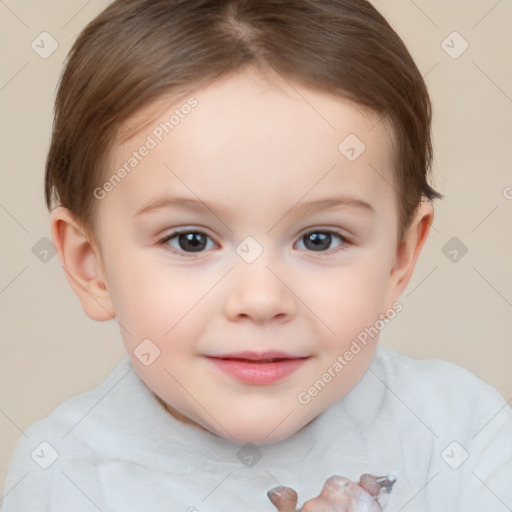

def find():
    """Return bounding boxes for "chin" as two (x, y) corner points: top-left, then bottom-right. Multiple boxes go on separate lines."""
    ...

(205, 415), (306, 445)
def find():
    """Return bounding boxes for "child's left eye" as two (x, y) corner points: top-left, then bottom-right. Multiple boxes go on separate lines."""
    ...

(295, 230), (348, 253)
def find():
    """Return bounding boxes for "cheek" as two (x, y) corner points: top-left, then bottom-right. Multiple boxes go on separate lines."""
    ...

(295, 256), (391, 341)
(108, 261), (214, 344)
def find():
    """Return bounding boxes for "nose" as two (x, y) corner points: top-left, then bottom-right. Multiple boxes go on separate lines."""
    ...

(222, 256), (297, 325)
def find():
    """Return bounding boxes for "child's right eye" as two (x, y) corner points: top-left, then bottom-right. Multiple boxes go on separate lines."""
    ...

(158, 230), (218, 255)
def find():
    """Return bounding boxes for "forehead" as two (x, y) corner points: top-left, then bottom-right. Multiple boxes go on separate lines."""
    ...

(102, 68), (397, 226)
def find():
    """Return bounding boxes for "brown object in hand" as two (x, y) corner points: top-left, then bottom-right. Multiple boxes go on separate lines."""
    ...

(267, 474), (396, 512)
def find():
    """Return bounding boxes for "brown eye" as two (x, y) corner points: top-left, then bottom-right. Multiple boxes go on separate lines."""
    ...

(176, 232), (208, 252)
(160, 230), (216, 254)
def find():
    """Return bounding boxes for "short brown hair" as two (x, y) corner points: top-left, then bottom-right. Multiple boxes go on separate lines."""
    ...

(44, 0), (442, 245)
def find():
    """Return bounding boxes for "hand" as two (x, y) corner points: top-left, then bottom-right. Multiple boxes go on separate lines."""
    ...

(267, 474), (396, 512)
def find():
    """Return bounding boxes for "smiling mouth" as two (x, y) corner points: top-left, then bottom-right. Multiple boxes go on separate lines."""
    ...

(205, 352), (309, 385)
(207, 350), (307, 361)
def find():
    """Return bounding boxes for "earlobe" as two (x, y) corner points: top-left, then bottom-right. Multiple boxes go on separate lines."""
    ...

(384, 202), (434, 307)
(50, 206), (115, 321)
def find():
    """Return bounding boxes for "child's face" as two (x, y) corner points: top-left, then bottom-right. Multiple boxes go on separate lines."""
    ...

(83, 68), (428, 443)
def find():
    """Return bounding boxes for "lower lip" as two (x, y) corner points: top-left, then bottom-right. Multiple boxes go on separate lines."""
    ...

(206, 357), (307, 385)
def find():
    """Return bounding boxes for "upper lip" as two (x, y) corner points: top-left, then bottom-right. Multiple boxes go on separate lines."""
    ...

(205, 351), (308, 361)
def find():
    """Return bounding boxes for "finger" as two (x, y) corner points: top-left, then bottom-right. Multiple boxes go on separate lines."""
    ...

(267, 486), (298, 512)
(358, 475), (381, 497)
(358, 474), (397, 497)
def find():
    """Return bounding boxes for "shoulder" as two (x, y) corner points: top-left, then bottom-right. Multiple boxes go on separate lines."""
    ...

(366, 347), (512, 510)
(20, 356), (134, 443)
(372, 345), (511, 432)
(374, 344), (501, 397)
(2, 357), (135, 510)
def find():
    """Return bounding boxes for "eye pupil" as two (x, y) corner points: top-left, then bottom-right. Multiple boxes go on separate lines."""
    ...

(304, 232), (331, 251)
(179, 233), (207, 252)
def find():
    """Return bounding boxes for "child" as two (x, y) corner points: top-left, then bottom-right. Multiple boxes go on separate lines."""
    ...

(3, 0), (511, 510)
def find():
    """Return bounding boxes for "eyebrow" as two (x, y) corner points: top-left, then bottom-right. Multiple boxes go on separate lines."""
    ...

(136, 196), (225, 216)
(135, 195), (375, 217)
(290, 196), (374, 217)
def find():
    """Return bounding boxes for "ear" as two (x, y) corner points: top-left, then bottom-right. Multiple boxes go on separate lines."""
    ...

(383, 201), (434, 308)
(50, 206), (115, 321)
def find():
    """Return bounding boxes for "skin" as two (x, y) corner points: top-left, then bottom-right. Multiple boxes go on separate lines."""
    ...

(50, 67), (433, 445)
(268, 474), (395, 511)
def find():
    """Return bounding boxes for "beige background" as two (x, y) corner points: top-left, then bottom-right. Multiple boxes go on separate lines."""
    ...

(1, 0), (511, 496)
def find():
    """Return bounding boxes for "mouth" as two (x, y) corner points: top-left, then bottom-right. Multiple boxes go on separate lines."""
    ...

(205, 351), (309, 385)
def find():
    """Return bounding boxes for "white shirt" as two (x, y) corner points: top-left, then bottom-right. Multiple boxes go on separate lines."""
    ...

(2, 346), (512, 511)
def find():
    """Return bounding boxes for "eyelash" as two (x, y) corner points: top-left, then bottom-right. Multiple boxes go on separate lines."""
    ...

(157, 228), (352, 257)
